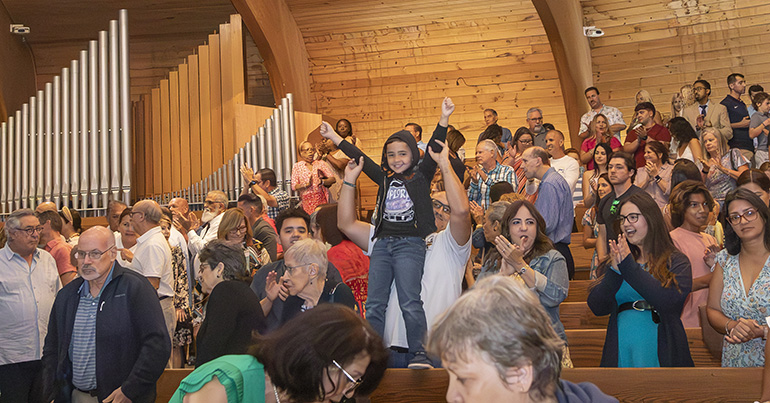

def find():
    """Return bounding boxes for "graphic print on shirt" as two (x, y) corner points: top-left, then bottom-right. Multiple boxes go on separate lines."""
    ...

(383, 179), (415, 223)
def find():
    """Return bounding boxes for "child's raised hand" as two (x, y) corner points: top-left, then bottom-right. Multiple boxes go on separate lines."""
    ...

(441, 97), (455, 117)
(428, 139), (449, 165)
(319, 121), (341, 143)
(344, 156), (364, 181)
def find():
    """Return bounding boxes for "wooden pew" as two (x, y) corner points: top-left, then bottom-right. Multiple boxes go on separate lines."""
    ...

(565, 280), (593, 302)
(566, 328), (721, 367)
(81, 216), (109, 231)
(559, 302), (608, 329)
(368, 367), (762, 402)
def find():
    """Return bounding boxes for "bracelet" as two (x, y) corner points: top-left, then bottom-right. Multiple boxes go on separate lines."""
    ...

(343, 180), (356, 189)
(725, 319), (734, 334)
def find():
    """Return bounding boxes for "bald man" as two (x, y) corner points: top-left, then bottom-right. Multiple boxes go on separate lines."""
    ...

(42, 226), (170, 403)
(545, 130), (580, 195)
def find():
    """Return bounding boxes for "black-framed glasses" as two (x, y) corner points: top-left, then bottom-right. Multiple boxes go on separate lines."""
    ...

(75, 245), (115, 260)
(431, 199), (451, 214)
(609, 199), (621, 215)
(15, 226), (44, 236)
(617, 213), (641, 224)
(728, 208), (759, 225)
(332, 359), (363, 393)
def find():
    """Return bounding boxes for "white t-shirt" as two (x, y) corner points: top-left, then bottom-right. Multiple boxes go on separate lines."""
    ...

(365, 221), (472, 348)
(131, 226), (174, 298)
(550, 155), (580, 195)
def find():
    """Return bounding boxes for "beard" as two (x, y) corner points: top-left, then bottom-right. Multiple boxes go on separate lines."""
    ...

(201, 209), (217, 224)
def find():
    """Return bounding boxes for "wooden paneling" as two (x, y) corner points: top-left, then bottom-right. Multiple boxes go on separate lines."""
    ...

(583, 0), (770, 124)
(208, 33), (224, 169)
(287, 0), (572, 151)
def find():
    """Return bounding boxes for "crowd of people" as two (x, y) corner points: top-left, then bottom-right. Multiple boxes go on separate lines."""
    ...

(1, 75), (770, 402)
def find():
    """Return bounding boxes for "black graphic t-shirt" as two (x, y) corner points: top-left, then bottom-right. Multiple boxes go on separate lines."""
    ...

(379, 178), (416, 237)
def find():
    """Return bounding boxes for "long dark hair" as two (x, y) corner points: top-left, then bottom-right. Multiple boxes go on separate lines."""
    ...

(500, 200), (554, 262)
(722, 188), (770, 255)
(592, 142), (613, 174)
(668, 117), (698, 145)
(617, 192), (679, 288)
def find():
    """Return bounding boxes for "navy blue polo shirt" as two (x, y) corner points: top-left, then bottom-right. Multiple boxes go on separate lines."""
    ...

(721, 95), (753, 151)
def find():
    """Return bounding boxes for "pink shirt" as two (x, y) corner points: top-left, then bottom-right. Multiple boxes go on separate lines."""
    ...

(581, 136), (621, 170)
(44, 237), (76, 276)
(291, 160), (334, 214)
(670, 227), (717, 327)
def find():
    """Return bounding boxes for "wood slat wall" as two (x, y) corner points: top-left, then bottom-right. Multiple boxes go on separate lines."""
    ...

(583, 0), (770, 123)
(287, 0), (573, 153)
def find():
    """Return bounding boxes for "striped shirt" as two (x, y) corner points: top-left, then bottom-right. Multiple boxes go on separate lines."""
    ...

(70, 267), (114, 390)
(267, 187), (290, 220)
(467, 163), (517, 209)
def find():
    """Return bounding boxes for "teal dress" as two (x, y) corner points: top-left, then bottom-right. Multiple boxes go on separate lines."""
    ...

(170, 355), (266, 403)
(613, 265), (660, 368)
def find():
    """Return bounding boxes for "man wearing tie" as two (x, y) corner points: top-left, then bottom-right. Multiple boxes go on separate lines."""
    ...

(682, 79), (732, 140)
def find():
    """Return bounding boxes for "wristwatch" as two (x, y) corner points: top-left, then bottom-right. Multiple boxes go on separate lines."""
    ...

(654, 175), (662, 183)
(249, 180), (258, 187)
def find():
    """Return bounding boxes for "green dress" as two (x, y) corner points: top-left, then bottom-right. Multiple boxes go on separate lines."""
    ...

(170, 355), (266, 403)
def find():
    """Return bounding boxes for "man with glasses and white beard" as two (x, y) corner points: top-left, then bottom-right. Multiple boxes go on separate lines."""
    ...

(176, 190), (228, 255)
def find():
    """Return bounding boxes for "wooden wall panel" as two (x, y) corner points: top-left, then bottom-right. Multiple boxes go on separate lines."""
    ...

(208, 34), (224, 169)
(151, 88), (162, 196)
(159, 79), (172, 195)
(188, 54), (203, 184)
(142, 95), (154, 196)
(178, 64), (192, 188)
(583, 0), (770, 126)
(198, 44), (214, 178)
(219, 22), (235, 160)
(286, 0), (571, 151)
(169, 72), (182, 191)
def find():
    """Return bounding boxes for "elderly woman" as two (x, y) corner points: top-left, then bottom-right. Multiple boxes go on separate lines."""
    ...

(262, 239), (356, 328)
(217, 208), (270, 276)
(195, 240), (266, 366)
(472, 201), (511, 284)
(701, 127), (750, 207)
(428, 276), (616, 402)
(292, 140), (336, 214)
(634, 141), (673, 209)
(172, 304), (388, 403)
(588, 192), (693, 367)
(160, 213), (193, 368)
(492, 200), (571, 366)
(707, 188), (770, 367)
(115, 207), (137, 267)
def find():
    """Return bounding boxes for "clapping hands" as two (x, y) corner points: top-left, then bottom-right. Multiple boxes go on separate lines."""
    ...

(608, 233), (631, 268)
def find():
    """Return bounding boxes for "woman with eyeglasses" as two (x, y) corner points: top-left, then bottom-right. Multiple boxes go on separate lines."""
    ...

(171, 304), (388, 403)
(492, 200), (572, 367)
(261, 238), (356, 328)
(195, 240), (266, 367)
(503, 127), (537, 202)
(588, 192), (694, 367)
(217, 208), (271, 277)
(706, 188), (770, 367)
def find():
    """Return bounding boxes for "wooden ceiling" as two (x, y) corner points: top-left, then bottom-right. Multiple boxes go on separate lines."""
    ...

(2, 0), (237, 97)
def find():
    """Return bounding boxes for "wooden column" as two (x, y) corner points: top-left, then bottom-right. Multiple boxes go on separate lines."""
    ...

(231, 0), (314, 112)
(532, 0), (593, 147)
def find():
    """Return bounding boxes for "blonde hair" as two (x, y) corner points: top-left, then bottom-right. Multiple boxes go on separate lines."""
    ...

(217, 208), (253, 246)
(635, 89), (653, 104)
(701, 127), (728, 159)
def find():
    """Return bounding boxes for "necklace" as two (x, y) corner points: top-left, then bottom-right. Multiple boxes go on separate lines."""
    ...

(273, 381), (281, 403)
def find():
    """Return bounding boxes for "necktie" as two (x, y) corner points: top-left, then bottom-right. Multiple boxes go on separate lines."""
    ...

(700, 104), (707, 116)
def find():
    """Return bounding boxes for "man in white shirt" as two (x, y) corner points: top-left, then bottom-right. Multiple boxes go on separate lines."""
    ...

(176, 190), (227, 256)
(130, 199), (175, 344)
(0, 209), (60, 402)
(546, 130), (580, 195)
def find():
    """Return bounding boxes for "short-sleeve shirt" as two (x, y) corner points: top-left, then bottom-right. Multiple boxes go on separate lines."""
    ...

(750, 111), (769, 151)
(580, 105), (627, 134)
(44, 237), (77, 276)
(704, 149), (749, 204)
(633, 163), (673, 209)
(624, 124), (672, 168)
(597, 185), (644, 249)
(721, 95), (753, 151)
(291, 160), (334, 214)
(380, 178), (416, 237)
(131, 226), (174, 298)
(267, 187), (290, 220)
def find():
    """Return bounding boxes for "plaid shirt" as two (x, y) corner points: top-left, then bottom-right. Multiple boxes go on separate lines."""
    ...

(267, 187), (290, 219)
(468, 163), (517, 209)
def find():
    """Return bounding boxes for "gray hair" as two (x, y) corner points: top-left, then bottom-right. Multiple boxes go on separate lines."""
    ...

(477, 139), (500, 158)
(486, 201), (510, 224)
(208, 190), (229, 205)
(7, 209), (37, 230)
(428, 276), (563, 401)
(199, 239), (249, 281)
(134, 200), (163, 224)
(526, 107), (543, 119)
(284, 238), (328, 279)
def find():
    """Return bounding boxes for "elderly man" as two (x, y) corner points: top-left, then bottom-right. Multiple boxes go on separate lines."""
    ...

(106, 199), (128, 233)
(237, 193), (278, 260)
(338, 140), (472, 368)
(521, 146), (576, 279)
(37, 210), (78, 286)
(42, 226), (170, 403)
(526, 107), (548, 148)
(468, 139), (517, 209)
(177, 191), (227, 255)
(0, 209), (61, 402)
(130, 200), (175, 342)
(481, 108), (513, 148)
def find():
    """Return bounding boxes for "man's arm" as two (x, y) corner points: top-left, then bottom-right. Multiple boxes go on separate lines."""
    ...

(430, 141), (471, 245)
(337, 157), (376, 252)
(535, 182), (559, 236)
(240, 165), (279, 207)
(609, 123), (627, 134)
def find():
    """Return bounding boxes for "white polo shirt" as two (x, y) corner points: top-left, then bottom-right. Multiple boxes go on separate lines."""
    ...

(131, 226), (174, 298)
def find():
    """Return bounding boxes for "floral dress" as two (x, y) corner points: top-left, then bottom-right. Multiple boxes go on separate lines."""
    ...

(291, 160), (334, 214)
(581, 208), (600, 279)
(705, 150), (749, 206)
(171, 245), (193, 347)
(716, 250), (770, 367)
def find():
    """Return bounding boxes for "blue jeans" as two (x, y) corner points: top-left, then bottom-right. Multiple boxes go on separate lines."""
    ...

(366, 236), (427, 354)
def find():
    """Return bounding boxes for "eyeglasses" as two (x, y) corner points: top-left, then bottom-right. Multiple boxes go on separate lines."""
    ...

(431, 199), (451, 214)
(75, 245), (115, 260)
(727, 208), (759, 225)
(284, 263), (312, 276)
(693, 86), (707, 91)
(617, 213), (641, 224)
(518, 139), (533, 144)
(229, 225), (247, 233)
(332, 359), (363, 393)
(609, 199), (621, 215)
(15, 226), (44, 236)
(528, 116), (543, 121)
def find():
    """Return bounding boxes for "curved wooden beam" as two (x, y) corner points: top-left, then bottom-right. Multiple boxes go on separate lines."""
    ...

(231, 0), (314, 113)
(531, 0), (593, 148)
